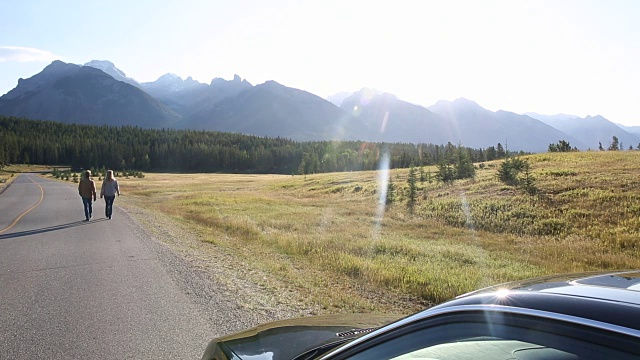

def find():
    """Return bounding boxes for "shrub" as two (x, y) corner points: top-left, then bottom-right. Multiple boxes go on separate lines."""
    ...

(497, 157), (526, 186)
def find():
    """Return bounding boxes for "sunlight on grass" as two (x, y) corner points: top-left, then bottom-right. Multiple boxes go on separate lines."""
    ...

(112, 151), (640, 311)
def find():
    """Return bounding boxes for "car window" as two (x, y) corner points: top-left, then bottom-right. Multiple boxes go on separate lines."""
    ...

(388, 338), (579, 360)
(342, 313), (639, 360)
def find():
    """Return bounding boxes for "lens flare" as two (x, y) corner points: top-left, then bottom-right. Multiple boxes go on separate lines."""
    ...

(373, 149), (391, 238)
(380, 111), (389, 134)
(461, 192), (473, 229)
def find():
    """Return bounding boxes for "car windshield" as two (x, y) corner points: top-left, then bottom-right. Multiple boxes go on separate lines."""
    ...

(1, 1), (639, 359)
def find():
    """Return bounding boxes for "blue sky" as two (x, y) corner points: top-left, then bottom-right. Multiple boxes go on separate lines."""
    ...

(1, 0), (639, 125)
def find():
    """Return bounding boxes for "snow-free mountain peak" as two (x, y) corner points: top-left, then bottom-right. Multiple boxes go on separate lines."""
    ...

(326, 91), (354, 107)
(525, 112), (579, 122)
(152, 73), (183, 85)
(428, 97), (491, 118)
(452, 97), (480, 106)
(585, 115), (608, 122)
(0, 60), (180, 127)
(3, 60), (79, 100)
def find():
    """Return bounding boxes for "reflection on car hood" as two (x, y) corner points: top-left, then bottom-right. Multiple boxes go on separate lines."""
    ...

(201, 313), (401, 360)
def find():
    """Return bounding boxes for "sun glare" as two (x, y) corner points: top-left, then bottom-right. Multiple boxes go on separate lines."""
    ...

(373, 149), (391, 239)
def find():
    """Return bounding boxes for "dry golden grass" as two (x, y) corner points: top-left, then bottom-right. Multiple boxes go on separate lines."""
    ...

(112, 151), (640, 311)
(44, 151), (640, 312)
(1, 164), (59, 191)
(3, 164), (57, 173)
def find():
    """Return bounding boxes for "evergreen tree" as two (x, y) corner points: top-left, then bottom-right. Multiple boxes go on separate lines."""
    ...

(496, 143), (506, 158)
(385, 179), (396, 205)
(520, 161), (537, 195)
(0, 116), (528, 175)
(609, 136), (620, 151)
(407, 165), (418, 211)
(497, 157), (527, 186)
(497, 156), (536, 195)
(454, 145), (475, 179)
(436, 162), (456, 183)
(548, 140), (572, 152)
(485, 146), (497, 161)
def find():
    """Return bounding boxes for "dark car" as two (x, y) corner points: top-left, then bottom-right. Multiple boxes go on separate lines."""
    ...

(202, 270), (640, 360)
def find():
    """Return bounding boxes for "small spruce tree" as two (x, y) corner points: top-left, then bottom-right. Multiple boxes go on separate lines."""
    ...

(386, 179), (396, 205)
(407, 165), (418, 211)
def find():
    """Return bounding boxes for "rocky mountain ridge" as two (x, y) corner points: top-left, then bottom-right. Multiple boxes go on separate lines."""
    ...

(0, 61), (180, 128)
(1, 60), (638, 153)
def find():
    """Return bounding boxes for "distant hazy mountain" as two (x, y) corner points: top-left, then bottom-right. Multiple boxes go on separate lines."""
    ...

(524, 112), (579, 124)
(0, 60), (180, 128)
(618, 124), (640, 136)
(181, 75), (253, 116)
(141, 73), (206, 98)
(340, 89), (451, 144)
(140, 73), (208, 114)
(140, 74), (252, 116)
(183, 81), (363, 141)
(326, 91), (354, 107)
(84, 60), (140, 88)
(527, 113), (640, 150)
(3, 60), (636, 153)
(428, 98), (586, 152)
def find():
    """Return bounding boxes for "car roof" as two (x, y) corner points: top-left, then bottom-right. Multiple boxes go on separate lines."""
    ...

(426, 270), (640, 332)
(461, 270), (640, 305)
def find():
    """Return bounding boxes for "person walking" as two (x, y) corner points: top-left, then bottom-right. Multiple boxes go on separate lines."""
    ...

(78, 170), (97, 221)
(100, 170), (120, 219)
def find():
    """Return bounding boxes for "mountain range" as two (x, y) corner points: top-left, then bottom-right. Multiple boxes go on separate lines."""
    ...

(1, 60), (638, 153)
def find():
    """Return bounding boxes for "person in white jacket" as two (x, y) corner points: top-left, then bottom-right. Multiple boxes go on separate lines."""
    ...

(100, 170), (120, 219)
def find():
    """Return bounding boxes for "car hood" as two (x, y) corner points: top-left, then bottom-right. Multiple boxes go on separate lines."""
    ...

(201, 313), (401, 360)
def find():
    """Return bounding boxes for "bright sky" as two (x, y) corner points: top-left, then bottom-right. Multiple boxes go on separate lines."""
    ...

(1, 0), (639, 125)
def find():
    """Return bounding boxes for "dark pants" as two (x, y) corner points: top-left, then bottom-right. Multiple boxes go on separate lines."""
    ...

(104, 196), (116, 218)
(82, 197), (93, 220)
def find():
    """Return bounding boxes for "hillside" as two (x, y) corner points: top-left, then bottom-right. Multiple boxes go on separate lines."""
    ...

(109, 151), (640, 310)
(183, 81), (365, 141)
(0, 61), (180, 128)
(528, 113), (640, 150)
(428, 98), (588, 152)
(340, 90), (450, 144)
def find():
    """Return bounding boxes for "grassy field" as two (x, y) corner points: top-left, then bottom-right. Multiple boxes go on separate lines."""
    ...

(102, 151), (640, 312)
(0, 164), (59, 192)
(33, 151), (640, 312)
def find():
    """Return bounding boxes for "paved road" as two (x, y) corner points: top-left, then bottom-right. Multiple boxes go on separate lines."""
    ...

(0, 174), (219, 359)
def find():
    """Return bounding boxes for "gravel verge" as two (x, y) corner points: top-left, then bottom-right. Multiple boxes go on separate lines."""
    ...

(117, 197), (318, 338)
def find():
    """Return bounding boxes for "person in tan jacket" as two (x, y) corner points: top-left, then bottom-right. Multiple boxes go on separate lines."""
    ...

(78, 170), (97, 221)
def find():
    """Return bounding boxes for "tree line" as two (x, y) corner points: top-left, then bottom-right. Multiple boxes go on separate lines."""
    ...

(0, 116), (515, 174)
(549, 137), (640, 153)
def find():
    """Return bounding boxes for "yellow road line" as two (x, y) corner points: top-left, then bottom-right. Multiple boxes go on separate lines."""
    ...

(0, 174), (45, 234)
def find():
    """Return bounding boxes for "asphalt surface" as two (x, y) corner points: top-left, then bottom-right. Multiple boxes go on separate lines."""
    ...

(0, 174), (225, 359)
